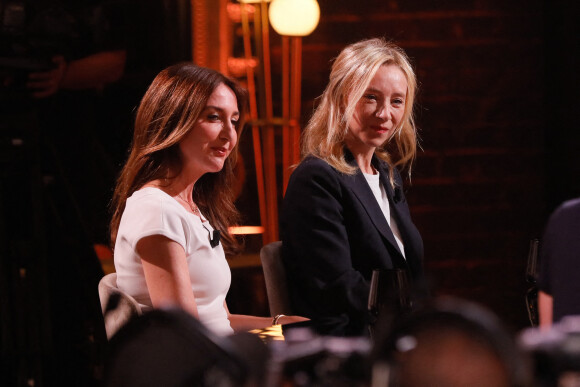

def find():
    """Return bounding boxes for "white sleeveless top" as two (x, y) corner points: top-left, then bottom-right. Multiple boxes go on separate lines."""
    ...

(363, 172), (406, 258)
(114, 187), (233, 336)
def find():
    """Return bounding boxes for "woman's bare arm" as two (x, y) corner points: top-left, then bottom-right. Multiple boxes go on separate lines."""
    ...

(136, 234), (198, 317)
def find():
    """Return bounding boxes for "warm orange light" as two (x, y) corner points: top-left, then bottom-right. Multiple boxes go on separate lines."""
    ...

(229, 226), (266, 235)
(269, 0), (320, 37)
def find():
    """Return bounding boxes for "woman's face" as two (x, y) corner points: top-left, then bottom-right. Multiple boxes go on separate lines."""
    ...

(179, 83), (239, 177)
(346, 64), (408, 157)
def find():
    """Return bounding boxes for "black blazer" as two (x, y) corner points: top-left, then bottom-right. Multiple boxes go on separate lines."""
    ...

(280, 152), (424, 336)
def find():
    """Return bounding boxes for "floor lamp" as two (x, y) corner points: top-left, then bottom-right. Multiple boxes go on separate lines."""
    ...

(238, 0), (320, 244)
(269, 0), (320, 193)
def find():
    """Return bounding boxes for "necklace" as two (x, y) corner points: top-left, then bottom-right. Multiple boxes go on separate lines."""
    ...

(177, 193), (201, 216)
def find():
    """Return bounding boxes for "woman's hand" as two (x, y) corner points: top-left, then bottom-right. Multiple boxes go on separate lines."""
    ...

(27, 55), (67, 98)
(275, 315), (310, 326)
(225, 302), (309, 332)
(27, 50), (127, 98)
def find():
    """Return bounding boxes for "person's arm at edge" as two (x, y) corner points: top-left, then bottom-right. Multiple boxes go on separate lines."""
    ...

(60, 50), (126, 89)
(27, 50), (126, 98)
(538, 290), (553, 330)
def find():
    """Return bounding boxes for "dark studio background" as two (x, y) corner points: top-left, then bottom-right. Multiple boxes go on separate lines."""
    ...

(1, 0), (578, 386)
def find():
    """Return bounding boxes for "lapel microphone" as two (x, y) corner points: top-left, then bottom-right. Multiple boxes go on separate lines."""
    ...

(210, 230), (221, 248)
(202, 223), (221, 248)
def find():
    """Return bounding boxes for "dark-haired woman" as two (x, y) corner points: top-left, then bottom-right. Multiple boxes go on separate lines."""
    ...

(110, 63), (306, 336)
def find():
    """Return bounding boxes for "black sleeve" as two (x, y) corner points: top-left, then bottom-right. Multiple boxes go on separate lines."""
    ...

(281, 159), (369, 332)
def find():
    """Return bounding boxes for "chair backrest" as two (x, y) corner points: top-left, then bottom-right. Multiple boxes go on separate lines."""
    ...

(259, 241), (293, 316)
(98, 272), (142, 339)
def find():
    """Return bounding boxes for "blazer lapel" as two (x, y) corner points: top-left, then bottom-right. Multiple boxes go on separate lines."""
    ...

(342, 154), (405, 258)
(376, 160), (422, 268)
(377, 162), (411, 246)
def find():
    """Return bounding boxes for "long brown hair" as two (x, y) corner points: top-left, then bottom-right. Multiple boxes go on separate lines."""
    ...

(110, 63), (248, 254)
(301, 38), (418, 186)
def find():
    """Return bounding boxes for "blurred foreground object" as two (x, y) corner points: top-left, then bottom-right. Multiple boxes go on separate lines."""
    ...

(103, 308), (268, 387)
(372, 297), (532, 387)
(520, 316), (580, 387)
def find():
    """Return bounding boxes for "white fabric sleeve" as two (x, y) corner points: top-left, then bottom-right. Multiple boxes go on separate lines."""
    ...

(122, 193), (190, 252)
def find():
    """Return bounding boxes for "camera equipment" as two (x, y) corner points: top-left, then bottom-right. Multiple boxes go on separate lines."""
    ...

(266, 328), (372, 386)
(520, 316), (580, 386)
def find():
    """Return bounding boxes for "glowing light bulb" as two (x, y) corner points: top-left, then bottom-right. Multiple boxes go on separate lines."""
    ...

(269, 0), (320, 36)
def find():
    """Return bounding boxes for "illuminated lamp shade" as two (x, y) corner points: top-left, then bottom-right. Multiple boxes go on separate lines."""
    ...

(269, 0), (320, 36)
(238, 0), (271, 3)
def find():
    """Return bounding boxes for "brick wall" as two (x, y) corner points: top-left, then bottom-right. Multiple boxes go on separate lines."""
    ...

(281, 0), (555, 329)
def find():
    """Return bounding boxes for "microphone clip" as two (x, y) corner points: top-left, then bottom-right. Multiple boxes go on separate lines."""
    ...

(202, 223), (221, 248)
(210, 230), (221, 248)
(393, 187), (402, 203)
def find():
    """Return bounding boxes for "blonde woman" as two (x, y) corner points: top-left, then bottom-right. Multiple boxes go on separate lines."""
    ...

(281, 38), (426, 336)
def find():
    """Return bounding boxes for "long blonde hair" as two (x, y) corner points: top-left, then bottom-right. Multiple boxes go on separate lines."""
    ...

(301, 38), (418, 184)
(109, 63), (248, 254)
